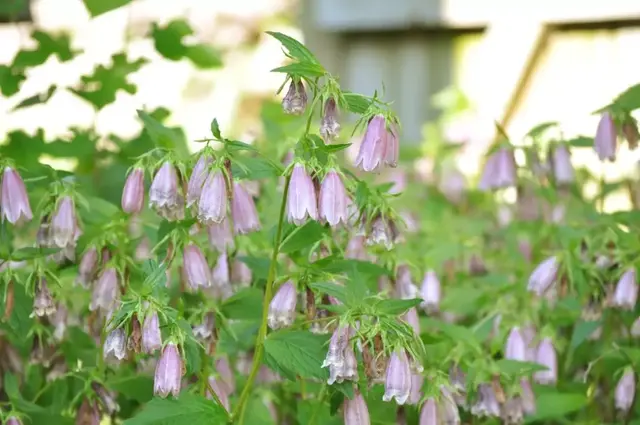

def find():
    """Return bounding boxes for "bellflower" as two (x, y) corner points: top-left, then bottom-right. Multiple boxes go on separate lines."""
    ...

(210, 252), (233, 300)
(594, 111), (617, 161)
(478, 147), (517, 191)
(419, 398), (437, 425)
(75, 398), (101, 425)
(409, 374), (424, 405)
(505, 327), (527, 361)
(396, 265), (419, 300)
(282, 79), (307, 115)
(215, 356), (236, 393)
(383, 349), (412, 405)
(121, 167), (145, 214)
(33, 278), (55, 317)
(142, 311), (162, 354)
(51, 196), (78, 248)
(231, 259), (252, 287)
(76, 246), (98, 287)
(623, 118), (639, 149)
(471, 384), (501, 417)
(231, 181), (261, 234)
(534, 338), (557, 385)
(183, 244), (212, 290)
(420, 270), (441, 313)
(354, 114), (398, 173)
(615, 368), (636, 412)
(198, 169), (227, 225)
(103, 328), (127, 361)
(154, 343), (184, 398)
(267, 281), (297, 329)
(319, 169), (349, 227)
(322, 325), (358, 384)
(90, 267), (118, 312)
(527, 256), (559, 296)
(207, 220), (235, 253)
(612, 268), (638, 310)
(403, 307), (420, 335)
(187, 154), (212, 207)
(6, 417), (23, 425)
(207, 376), (230, 411)
(149, 161), (184, 220)
(320, 97), (340, 140)
(1, 166), (32, 224)
(520, 378), (536, 415)
(551, 144), (574, 185)
(286, 163), (317, 225)
(343, 390), (371, 425)
(440, 386), (462, 423)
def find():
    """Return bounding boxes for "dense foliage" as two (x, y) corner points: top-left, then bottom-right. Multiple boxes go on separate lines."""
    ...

(4, 1), (640, 425)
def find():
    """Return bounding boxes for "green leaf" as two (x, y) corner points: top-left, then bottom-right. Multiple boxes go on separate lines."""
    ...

(231, 156), (282, 180)
(570, 320), (601, 348)
(263, 330), (329, 381)
(422, 317), (481, 349)
(12, 85), (56, 111)
(184, 44), (223, 69)
(271, 62), (326, 78)
(137, 110), (189, 157)
(266, 31), (320, 65)
(151, 20), (193, 61)
(280, 220), (328, 254)
(614, 83), (640, 111)
(322, 259), (388, 278)
(526, 121), (558, 139)
(494, 359), (548, 376)
(342, 92), (372, 114)
(566, 136), (593, 148)
(11, 246), (61, 261)
(220, 287), (263, 321)
(375, 298), (422, 315)
(225, 140), (258, 153)
(210, 118), (222, 139)
(0, 65), (26, 96)
(123, 393), (228, 425)
(237, 256), (271, 280)
(308, 282), (347, 304)
(525, 391), (588, 422)
(108, 371), (153, 403)
(317, 143), (352, 154)
(82, 0), (131, 17)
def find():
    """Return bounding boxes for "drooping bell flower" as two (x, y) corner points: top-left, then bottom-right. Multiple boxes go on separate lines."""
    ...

(121, 167), (145, 214)
(142, 311), (162, 354)
(345, 235), (367, 260)
(103, 328), (127, 361)
(286, 163), (317, 225)
(534, 338), (557, 385)
(409, 374), (424, 405)
(231, 259), (252, 287)
(149, 161), (184, 220)
(354, 114), (398, 173)
(527, 256), (559, 296)
(135, 238), (151, 261)
(419, 398), (437, 425)
(522, 325), (537, 362)
(420, 270), (440, 314)
(478, 147), (517, 191)
(206, 376), (230, 411)
(438, 168), (466, 204)
(33, 278), (56, 317)
(320, 97), (340, 140)
(395, 265), (419, 300)
(616, 368), (636, 412)
(267, 281), (297, 330)
(198, 169), (227, 225)
(50, 304), (67, 341)
(383, 349), (412, 405)
(91, 382), (119, 416)
(366, 216), (396, 250)
(623, 117), (639, 149)
(439, 386), (462, 423)
(501, 396), (524, 424)
(207, 220), (235, 253)
(322, 325), (358, 384)
(231, 181), (261, 234)
(215, 356), (236, 393)
(343, 390), (371, 425)
(210, 252), (233, 300)
(282, 79), (307, 115)
(183, 244), (212, 290)
(187, 154), (213, 207)
(594, 111), (617, 161)
(505, 327), (526, 361)
(612, 268), (638, 310)
(75, 398), (101, 425)
(520, 378), (536, 415)
(51, 196), (78, 248)
(551, 144), (574, 185)
(449, 364), (467, 407)
(319, 169), (349, 227)
(192, 313), (215, 341)
(154, 343), (184, 398)
(6, 416), (23, 425)
(76, 246), (98, 287)
(471, 383), (501, 417)
(403, 307), (420, 335)
(90, 267), (119, 312)
(1, 166), (32, 225)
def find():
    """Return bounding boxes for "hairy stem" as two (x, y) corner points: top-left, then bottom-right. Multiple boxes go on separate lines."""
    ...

(232, 174), (291, 423)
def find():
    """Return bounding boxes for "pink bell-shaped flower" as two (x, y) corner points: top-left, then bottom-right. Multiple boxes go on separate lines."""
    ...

(121, 167), (145, 214)
(286, 163), (317, 225)
(1, 166), (32, 224)
(594, 111), (617, 161)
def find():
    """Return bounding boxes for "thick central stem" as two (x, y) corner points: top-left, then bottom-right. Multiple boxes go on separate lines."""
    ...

(232, 174), (291, 423)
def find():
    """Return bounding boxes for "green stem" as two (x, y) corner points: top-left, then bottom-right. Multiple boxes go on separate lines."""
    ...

(308, 384), (327, 425)
(231, 174), (292, 424)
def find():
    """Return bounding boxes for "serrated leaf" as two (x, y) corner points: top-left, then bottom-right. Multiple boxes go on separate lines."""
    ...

(220, 287), (263, 321)
(210, 118), (222, 139)
(266, 31), (320, 65)
(225, 140), (258, 153)
(308, 282), (347, 304)
(280, 220), (328, 254)
(123, 393), (228, 425)
(263, 330), (329, 381)
(151, 20), (193, 61)
(375, 298), (422, 315)
(82, 0), (131, 17)
(231, 156), (282, 180)
(342, 92), (372, 114)
(271, 62), (326, 78)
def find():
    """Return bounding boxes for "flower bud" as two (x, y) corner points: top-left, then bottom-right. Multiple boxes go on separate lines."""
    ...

(471, 383), (500, 417)
(534, 338), (557, 385)
(267, 281), (297, 330)
(76, 246), (98, 287)
(527, 256), (558, 296)
(76, 398), (101, 425)
(231, 181), (261, 234)
(420, 270), (440, 314)
(198, 169), (227, 225)
(121, 167), (145, 214)
(207, 376), (230, 411)
(383, 349), (412, 405)
(505, 327), (526, 361)
(616, 368), (636, 412)
(354, 115), (394, 173)
(33, 278), (56, 317)
(142, 311), (162, 354)
(187, 154), (212, 207)
(623, 118), (639, 150)
(183, 244), (212, 290)
(286, 164), (317, 225)
(6, 416), (23, 425)
(282, 79), (307, 115)
(343, 390), (370, 425)
(612, 268), (638, 310)
(154, 343), (184, 398)
(320, 97), (340, 140)
(51, 196), (78, 248)
(551, 144), (574, 185)
(103, 328), (127, 361)
(1, 166), (32, 224)
(594, 111), (617, 161)
(419, 398), (437, 425)
(385, 123), (399, 168)
(90, 267), (119, 312)
(149, 161), (184, 220)
(319, 169), (349, 227)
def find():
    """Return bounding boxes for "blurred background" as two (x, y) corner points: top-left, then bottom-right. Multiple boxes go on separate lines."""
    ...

(2, 0), (640, 208)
